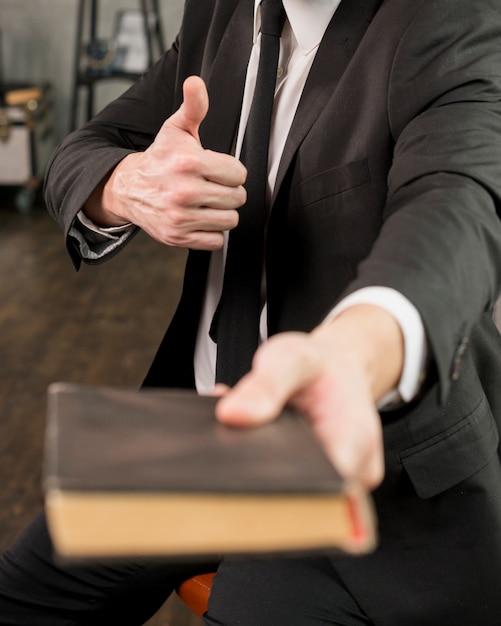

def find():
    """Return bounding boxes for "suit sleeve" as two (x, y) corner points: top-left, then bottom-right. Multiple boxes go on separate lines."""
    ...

(42, 39), (180, 269)
(345, 0), (501, 400)
(43, 0), (221, 270)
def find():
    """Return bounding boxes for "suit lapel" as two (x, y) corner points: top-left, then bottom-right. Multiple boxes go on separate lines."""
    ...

(273, 0), (383, 200)
(170, 2), (253, 374)
(199, 0), (254, 154)
(355, 0), (385, 22)
(199, 0), (383, 183)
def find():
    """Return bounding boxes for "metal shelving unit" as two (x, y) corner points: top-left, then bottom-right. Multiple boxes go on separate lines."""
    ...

(70, 0), (165, 131)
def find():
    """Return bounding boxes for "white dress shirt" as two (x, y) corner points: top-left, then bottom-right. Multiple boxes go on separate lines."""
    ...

(74, 0), (427, 405)
(194, 0), (427, 403)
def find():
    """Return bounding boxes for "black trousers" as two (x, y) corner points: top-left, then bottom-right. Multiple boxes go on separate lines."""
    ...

(0, 510), (371, 626)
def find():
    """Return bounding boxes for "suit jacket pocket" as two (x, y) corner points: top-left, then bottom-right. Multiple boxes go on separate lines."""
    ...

(297, 158), (370, 209)
(400, 396), (499, 499)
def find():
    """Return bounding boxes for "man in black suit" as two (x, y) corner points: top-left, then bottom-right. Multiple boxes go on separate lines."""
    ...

(1, 0), (501, 624)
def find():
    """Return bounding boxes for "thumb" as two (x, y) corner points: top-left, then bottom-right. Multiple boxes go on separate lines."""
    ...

(169, 75), (209, 143)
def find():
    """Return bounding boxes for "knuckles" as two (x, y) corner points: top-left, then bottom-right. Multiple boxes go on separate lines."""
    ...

(170, 151), (204, 175)
(166, 188), (196, 212)
(158, 228), (225, 251)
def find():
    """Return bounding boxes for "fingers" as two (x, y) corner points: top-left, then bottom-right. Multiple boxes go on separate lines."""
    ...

(169, 75), (209, 142)
(215, 332), (385, 490)
(215, 333), (320, 425)
(147, 207), (238, 250)
(211, 383), (229, 398)
(302, 375), (384, 490)
(157, 76), (246, 188)
(201, 150), (248, 188)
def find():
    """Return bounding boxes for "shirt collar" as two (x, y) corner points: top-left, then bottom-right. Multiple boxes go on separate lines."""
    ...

(253, 0), (342, 54)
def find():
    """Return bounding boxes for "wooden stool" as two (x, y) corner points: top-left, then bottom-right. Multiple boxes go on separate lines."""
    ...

(176, 572), (216, 617)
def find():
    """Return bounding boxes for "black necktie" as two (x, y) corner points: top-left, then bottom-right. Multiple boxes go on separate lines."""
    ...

(210, 0), (286, 386)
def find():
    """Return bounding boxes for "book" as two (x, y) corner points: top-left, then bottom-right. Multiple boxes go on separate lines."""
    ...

(43, 382), (377, 560)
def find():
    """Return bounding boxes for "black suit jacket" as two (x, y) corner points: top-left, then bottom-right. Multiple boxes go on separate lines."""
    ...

(45, 0), (501, 622)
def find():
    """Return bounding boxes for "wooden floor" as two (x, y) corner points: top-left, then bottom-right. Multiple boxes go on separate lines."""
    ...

(0, 188), (202, 626)
(2, 187), (501, 625)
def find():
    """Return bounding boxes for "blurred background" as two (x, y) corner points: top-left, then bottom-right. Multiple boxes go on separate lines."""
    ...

(0, 2), (500, 624)
(1, 0), (184, 140)
(0, 2), (202, 624)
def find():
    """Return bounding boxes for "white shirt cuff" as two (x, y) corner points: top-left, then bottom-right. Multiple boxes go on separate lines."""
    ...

(69, 211), (135, 261)
(324, 287), (428, 408)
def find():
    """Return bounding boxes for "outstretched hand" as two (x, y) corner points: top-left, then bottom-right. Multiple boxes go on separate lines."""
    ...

(85, 76), (247, 250)
(215, 304), (405, 490)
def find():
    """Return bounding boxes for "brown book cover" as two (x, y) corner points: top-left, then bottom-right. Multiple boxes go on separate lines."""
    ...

(43, 383), (377, 560)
